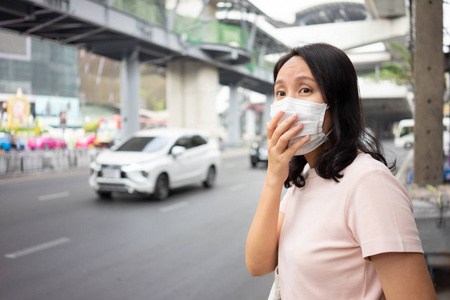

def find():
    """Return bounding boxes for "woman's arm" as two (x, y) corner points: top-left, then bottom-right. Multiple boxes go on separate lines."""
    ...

(372, 252), (437, 300)
(245, 112), (308, 276)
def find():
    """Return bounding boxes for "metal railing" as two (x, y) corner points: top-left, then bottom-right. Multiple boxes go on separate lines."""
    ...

(92, 0), (278, 72)
(0, 149), (98, 177)
(109, 1), (264, 62)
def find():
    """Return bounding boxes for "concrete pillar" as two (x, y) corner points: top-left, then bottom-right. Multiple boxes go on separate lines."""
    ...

(245, 108), (256, 140)
(413, 0), (444, 185)
(228, 84), (241, 146)
(166, 60), (219, 135)
(120, 48), (141, 141)
(264, 93), (273, 126)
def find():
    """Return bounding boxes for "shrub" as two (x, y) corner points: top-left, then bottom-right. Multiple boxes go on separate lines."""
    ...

(83, 121), (99, 133)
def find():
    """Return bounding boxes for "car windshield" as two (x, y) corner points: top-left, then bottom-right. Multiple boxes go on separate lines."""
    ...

(399, 126), (413, 137)
(115, 136), (169, 152)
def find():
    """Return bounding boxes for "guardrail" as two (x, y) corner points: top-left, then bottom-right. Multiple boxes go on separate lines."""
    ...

(0, 149), (99, 177)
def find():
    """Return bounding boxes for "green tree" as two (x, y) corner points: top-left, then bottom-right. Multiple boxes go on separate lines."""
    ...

(379, 42), (413, 86)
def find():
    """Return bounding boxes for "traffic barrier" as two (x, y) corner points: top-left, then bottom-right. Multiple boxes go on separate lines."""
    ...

(22, 153), (43, 171)
(0, 148), (98, 177)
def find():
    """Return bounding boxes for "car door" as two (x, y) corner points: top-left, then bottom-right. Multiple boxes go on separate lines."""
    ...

(169, 135), (197, 186)
(188, 135), (209, 180)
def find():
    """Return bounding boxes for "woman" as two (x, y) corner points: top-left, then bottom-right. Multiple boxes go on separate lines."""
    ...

(245, 43), (436, 299)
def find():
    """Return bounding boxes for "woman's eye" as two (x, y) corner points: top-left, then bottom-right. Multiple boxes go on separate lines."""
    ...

(300, 88), (311, 94)
(275, 91), (285, 97)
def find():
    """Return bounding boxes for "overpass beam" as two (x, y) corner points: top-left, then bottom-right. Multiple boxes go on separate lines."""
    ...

(120, 48), (141, 140)
(275, 18), (408, 50)
(413, 0), (444, 185)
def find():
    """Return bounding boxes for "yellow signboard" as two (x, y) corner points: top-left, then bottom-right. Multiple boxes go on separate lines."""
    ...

(7, 88), (30, 128)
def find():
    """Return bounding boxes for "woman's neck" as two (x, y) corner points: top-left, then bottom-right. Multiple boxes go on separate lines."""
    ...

(304, 145), (326, 168)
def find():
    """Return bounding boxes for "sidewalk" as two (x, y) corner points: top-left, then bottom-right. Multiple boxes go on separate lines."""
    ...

(395, 150), (450, 298)
(220, 146), (249, 158)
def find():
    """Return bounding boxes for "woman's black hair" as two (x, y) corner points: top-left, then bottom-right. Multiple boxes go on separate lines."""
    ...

(273, 43), (396, 188)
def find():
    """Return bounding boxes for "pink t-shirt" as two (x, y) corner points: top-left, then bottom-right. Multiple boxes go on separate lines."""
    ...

(278, 153), (423, 299)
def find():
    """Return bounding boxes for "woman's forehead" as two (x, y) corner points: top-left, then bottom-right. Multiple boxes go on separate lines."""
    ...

(277, 56), (313, 78)
(276, 56), (316, 85)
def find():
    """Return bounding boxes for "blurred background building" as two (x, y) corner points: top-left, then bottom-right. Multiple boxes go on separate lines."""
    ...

(0, 0), (448, 148)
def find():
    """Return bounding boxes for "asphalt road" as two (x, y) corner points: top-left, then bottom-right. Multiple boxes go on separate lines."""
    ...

(1, 142), (448, 299)
(0, 154), (273, 300)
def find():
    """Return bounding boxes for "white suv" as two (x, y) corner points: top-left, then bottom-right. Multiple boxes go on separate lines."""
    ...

(89, 128), (221, 200)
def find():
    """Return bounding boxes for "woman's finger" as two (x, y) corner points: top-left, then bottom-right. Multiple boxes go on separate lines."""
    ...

(271, 114), (298, 147)
(286, 134), (310, 156)
(275, 122), (304, 151)
(267, 111), (284, 140)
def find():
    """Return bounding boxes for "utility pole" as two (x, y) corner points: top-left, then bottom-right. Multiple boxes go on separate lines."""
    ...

(413, 0), (444, 185)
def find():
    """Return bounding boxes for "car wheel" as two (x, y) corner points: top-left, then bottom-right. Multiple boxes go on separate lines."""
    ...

(97, 191), (112, 199)
(154, 173), (169, 200)
(203, 166), (216, 188)
(404, 142), (413, 149)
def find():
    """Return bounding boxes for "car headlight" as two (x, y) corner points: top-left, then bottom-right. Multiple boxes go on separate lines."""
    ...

(125, 170), (149, 183)
(122, 163), (142, 173)
(120, 163), (151, 182)
(90, 161), (101, 171)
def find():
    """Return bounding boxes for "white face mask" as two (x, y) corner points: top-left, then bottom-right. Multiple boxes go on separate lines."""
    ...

(270, 97), (329, 156)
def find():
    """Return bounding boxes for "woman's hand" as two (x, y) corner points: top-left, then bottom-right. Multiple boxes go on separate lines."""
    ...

(266, 111), (310, 183)
(246, 111), (310, 276)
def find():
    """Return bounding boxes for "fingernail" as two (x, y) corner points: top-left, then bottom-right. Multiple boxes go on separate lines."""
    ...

(290, 114), (297, 120)
(297, 123), (304, 129)
(303, 135), (310, 141)
(277, 111), (283, 116)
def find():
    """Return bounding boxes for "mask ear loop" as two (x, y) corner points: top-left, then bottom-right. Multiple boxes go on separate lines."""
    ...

(320, 106), (332, 145)
(317, 104), (328, 134)
(323, 105), (332, 142)
(324, 104), (331, 134)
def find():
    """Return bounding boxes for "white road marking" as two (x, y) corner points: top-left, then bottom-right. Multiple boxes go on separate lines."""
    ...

(38, 191), (70, 201)
(229, 183), (246, 191)
(159, 201), (188, 213)
(5, 237), (71, 259)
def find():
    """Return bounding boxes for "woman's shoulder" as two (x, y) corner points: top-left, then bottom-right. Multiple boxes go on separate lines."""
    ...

(343, 152), (391, 180)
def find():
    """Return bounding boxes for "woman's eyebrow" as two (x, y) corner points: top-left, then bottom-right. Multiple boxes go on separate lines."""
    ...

(295, 75), (315, 82)
(274, 75), (316, 86)
(274, 79), (284, 86)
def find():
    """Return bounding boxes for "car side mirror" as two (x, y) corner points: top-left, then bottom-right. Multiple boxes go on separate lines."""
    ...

(171, 145), (186, 157)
